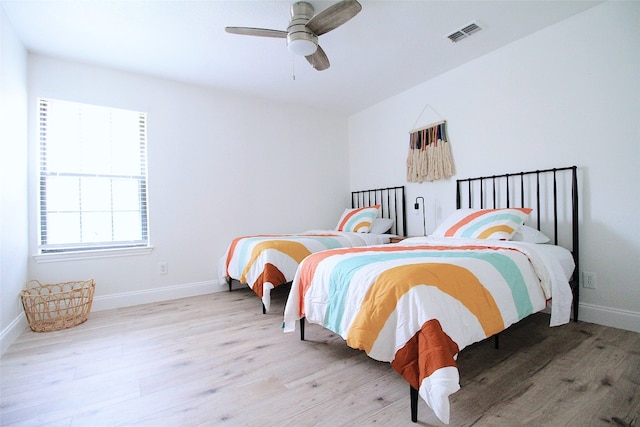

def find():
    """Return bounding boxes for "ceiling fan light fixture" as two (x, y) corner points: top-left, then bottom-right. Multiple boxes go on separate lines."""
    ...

(288, 38), (317, 56)
(287, 30), (318, 56)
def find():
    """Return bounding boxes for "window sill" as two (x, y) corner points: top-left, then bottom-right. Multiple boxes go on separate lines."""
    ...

(33, 247), (154, 263)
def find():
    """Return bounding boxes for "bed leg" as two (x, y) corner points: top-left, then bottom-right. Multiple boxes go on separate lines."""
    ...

(572, 279), (580, 322)
(410, 385), (418, 422)
(494, 333), (500, 349)
(300, 317), (305, 341)
(226, 277), (232, 292)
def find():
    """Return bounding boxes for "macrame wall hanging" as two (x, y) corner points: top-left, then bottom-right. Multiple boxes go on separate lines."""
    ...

(406, 104), (455, 183)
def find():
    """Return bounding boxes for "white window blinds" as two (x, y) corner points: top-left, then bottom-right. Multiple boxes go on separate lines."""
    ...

(38, 98), (149, 253)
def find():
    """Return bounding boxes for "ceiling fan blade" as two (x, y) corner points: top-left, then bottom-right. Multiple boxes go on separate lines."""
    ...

(306, 45), (330, 71)
(306, 0), (362, 36)
(225, 27), (287, 38)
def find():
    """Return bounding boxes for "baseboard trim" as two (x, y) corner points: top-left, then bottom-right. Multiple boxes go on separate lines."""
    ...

(92, 279), (223, 312)
(0, 313), (28, 356)
(578, 302), (640, 333)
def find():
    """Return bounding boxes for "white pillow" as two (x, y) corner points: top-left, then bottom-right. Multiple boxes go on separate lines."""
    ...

(511, 225), (550, 243)
(369, 218), (394, 234)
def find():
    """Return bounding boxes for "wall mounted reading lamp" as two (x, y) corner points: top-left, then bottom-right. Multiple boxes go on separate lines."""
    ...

(414, 196), (426, 236)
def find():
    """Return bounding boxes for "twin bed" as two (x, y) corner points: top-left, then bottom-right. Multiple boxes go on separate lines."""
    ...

(281, 166), (579, 424)
(219, 186), (407, 312)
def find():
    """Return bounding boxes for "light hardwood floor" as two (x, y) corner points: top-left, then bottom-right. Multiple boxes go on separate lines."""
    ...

(1, 286), (639, 427)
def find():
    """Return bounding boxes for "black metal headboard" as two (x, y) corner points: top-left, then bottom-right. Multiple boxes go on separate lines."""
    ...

(456, 166), (579, 321)
(351, 186), (407, 237)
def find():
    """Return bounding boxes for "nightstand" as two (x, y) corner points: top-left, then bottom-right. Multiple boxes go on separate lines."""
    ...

(389, 236), (407, 244)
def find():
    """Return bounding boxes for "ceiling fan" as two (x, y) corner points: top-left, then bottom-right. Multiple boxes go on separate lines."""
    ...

(225, 0), (362, 71)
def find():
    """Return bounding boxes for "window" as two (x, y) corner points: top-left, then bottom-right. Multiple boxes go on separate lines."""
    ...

(38, 98), (149, 253)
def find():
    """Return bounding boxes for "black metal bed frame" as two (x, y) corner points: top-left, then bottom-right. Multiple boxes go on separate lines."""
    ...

(351, 185), (407, 237)
(409, 166), (580, 423)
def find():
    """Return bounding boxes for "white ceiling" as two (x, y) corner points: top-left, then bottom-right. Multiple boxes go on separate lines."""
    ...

(1, 0), (604, 115)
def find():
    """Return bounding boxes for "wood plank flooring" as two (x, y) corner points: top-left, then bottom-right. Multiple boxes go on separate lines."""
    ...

(1, 286), (639, 426)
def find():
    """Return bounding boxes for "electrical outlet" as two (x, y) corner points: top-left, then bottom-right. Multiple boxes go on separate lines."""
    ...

(583, 271), (597, 289)
(158, 262), (168, 275)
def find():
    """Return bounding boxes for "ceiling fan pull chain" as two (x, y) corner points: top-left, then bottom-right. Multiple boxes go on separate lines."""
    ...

(292, 55), (296, 81)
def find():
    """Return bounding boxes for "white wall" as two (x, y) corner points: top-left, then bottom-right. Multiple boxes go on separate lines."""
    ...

(23, 56), (350, 311)
(0, 6), (29, 354)
(348, 1), (640, 332)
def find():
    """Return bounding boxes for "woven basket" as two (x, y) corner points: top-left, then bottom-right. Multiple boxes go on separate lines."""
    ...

(21, 279), (95, 332)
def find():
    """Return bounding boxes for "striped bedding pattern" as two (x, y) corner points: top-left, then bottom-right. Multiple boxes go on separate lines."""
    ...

(220, 231), (390, 311)
(283, 239), (573, 424)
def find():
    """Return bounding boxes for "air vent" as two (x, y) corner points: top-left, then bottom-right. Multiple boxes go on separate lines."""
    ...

(446, 21), (482, 43)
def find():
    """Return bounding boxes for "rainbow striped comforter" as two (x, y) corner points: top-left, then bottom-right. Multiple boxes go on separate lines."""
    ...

(219, 231), (391, 311)
(283, 236), (574, 424)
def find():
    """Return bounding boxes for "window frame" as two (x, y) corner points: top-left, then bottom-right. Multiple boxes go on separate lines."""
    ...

(36, 98), (150, 256)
